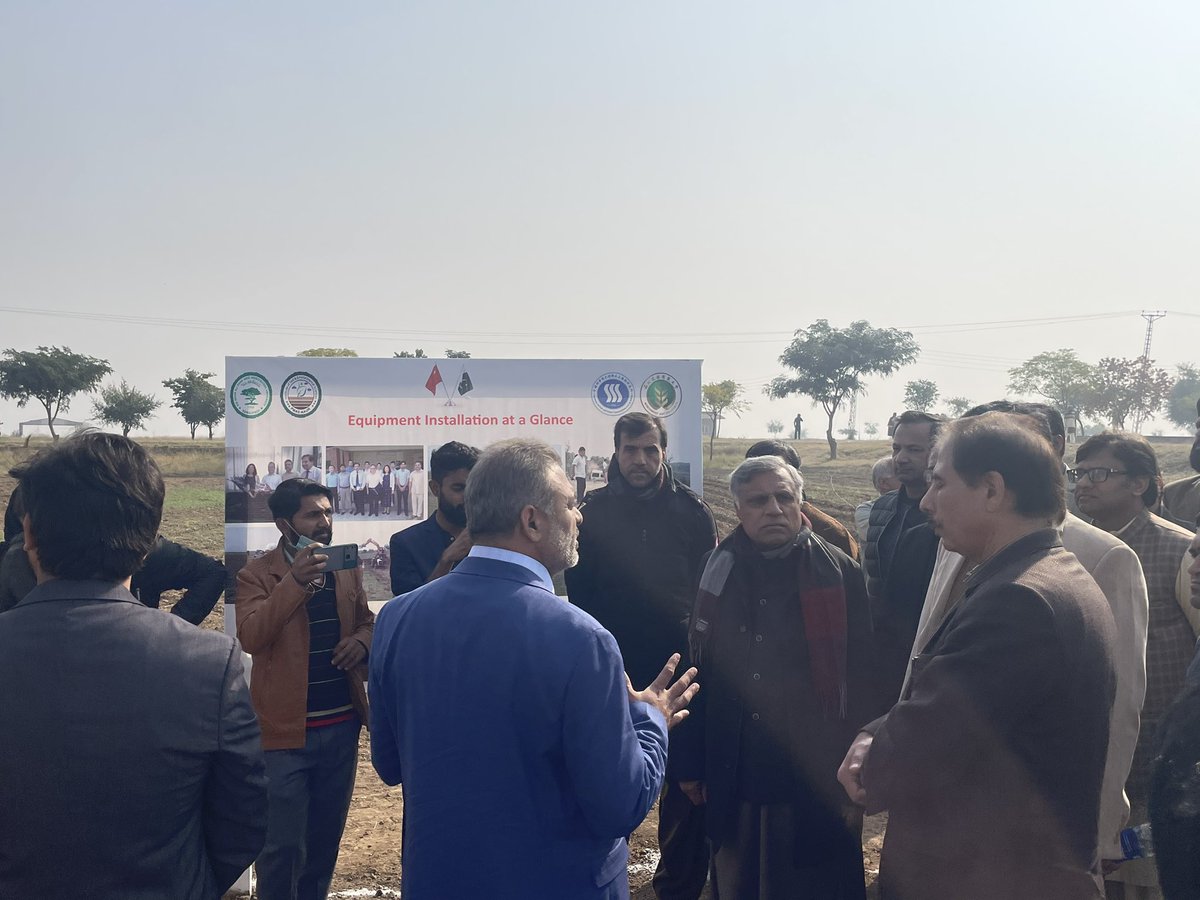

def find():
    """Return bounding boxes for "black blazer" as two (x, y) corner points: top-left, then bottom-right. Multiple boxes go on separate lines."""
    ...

(864, 529), (1117, 900)
(0, 580), (268, 898)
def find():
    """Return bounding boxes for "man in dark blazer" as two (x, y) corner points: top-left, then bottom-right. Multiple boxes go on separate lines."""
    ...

(0, 432), (268, 899)
(369, 438), (699, 900)
(838, 412), (1118, 900)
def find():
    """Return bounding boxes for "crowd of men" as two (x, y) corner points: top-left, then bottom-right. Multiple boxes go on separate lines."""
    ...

(0, 396), (1198, 900)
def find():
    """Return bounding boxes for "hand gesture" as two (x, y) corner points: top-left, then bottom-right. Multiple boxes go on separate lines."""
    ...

(290, 544), (328, 588)
(627, 653), (698, 730)
(837, 731), (874, 806)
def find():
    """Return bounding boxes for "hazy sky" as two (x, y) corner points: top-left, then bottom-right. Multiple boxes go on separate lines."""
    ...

(2, 1), (1197, 438)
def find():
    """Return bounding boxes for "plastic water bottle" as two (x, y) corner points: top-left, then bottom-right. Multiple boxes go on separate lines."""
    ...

(1120, 823), (1154, 859)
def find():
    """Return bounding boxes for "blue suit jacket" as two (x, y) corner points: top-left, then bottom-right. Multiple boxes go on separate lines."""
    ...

(369, 555), (668, 899)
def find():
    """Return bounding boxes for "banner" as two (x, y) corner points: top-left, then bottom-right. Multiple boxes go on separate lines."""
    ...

(222, 357), (703, 623)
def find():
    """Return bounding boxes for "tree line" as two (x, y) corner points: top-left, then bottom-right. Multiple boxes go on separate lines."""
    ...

(705, 321), (1197, 460)
(0, 346), (475, 439)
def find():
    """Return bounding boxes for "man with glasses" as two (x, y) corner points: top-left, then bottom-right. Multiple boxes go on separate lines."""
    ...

(1074, 432), (1196, 900)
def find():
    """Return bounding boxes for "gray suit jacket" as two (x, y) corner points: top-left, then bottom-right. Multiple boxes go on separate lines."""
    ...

(0, 579), (268, 898)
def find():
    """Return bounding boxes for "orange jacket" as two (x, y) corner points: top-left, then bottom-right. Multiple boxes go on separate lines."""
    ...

(235, 541), (374, 750)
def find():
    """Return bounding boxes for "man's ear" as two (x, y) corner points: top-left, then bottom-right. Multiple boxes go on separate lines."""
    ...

(1126, 473), (1151, 501)
(982, 471), (1007, 511)
(22, 513), (45, 582)
(429, 480), (442, 499)
(517, 504), (541, 543)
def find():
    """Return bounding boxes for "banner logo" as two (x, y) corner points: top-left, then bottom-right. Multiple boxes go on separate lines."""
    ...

(230, 372), (272, 419)
(640, 373), (682, 417)
(591, 372), (634, 415)
(281, 371), (322, 418)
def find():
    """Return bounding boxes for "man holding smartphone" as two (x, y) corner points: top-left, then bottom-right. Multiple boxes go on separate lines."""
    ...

(236, 478), (375, 900)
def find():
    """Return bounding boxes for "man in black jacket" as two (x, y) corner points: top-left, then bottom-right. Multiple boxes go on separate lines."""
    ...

(862, 409), (943, 706)
(0, 432), (267, 899)
(0, 507), (226, 625)
(565, 411), (717, 900)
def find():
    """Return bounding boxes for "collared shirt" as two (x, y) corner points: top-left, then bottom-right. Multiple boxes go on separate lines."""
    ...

(366, 470), (383, 489)
(352, 470), (366, 489)
(468, 545), (555, 594)
(263, 473), (282, 490)
(395, 468), (411, 487)
(325, 472), (339, 488)
(337, 471), (352, 488)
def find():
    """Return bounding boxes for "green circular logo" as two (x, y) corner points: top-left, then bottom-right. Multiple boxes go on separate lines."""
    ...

(640, 373), (681, 417)
(230, 372), (272, 419)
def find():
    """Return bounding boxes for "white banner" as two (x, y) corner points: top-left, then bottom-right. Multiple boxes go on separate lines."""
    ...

(222, 357), (703, 616)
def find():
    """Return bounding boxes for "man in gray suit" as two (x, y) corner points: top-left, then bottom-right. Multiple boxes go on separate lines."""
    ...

(0, 432), (268, 899)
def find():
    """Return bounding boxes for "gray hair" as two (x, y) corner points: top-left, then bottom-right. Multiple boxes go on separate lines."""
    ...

(729, 455), (804, 508)
(465, 439), (563, 537)
(871, 455), (895, 491)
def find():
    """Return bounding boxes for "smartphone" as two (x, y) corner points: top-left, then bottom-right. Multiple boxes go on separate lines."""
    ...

(319, 543), (359, 571)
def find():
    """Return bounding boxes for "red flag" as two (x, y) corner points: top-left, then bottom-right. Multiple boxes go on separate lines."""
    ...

(425, 365), (443, 395)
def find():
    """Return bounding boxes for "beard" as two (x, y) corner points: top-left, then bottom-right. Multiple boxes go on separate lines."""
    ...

(440, 501), (468, 528)
(546, 517), (579, 574)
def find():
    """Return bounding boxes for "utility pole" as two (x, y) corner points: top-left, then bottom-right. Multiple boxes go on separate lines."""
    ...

(1133, 310), (1166, 432)
(847, 391), (858, 440)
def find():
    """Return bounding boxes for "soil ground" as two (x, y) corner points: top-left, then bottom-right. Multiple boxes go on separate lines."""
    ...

(0, 435), (1194, 897)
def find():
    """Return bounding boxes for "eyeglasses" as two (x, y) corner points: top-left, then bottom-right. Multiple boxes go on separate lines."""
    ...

(1066, 467), (1129, 484)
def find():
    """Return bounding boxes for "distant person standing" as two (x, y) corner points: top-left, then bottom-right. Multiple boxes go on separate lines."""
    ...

(573, 446), (588, 503)
(394, 460), (411, 518)
(0, 433), (268, 898)
(388, 442), (480, 596)
(409, 461), (428, 520)
(793, 413), (804, 440)
(281, 459), (299, 481)
(886, 412), (900, 437)
(350, 462), (367, 515)
(325, 465), (340, 513)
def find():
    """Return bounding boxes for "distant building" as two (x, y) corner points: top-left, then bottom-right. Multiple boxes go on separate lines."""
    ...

(18, 417), (89, 437)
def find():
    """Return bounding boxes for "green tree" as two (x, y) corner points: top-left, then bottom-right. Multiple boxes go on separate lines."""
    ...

(702, 380), (750, 460)
(864, 421), (880, 437)
(766, 418), (784, 436)
(92, 381), (161, 437)
(945, 396), (972, 418)
(767, 320), (919, 460)
(298, 347), (358, 357)
(903, 379), (939, 412)
(0, 346), (112, 439)
(1084, 356), (1172, 431)
(1007, 349), (1094, 430)
(1166, 364), (1200, 430)
(162, 369), (225, 439)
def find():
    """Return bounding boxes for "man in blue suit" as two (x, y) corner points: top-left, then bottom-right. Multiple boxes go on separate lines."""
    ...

(369, 438), (699, 899)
